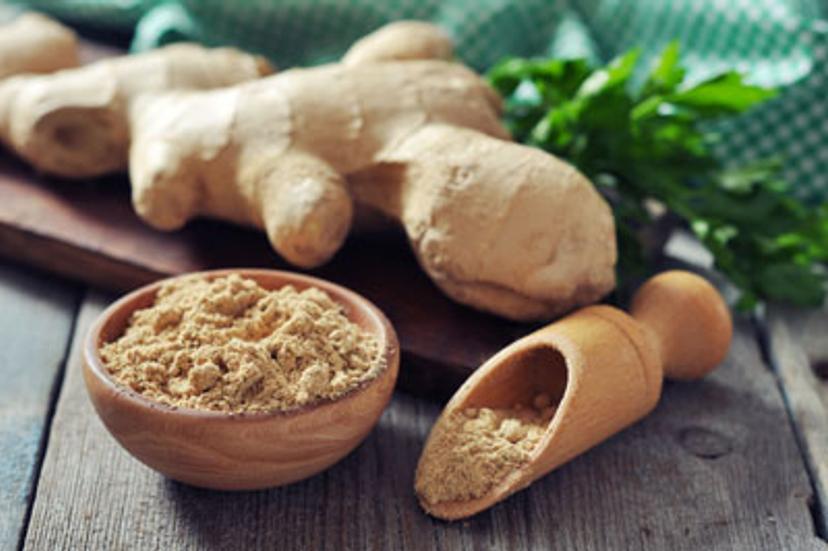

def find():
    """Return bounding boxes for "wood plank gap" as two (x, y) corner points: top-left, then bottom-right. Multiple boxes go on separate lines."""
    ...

(15, 290), (83, 551)
(756, 313), (828, 541)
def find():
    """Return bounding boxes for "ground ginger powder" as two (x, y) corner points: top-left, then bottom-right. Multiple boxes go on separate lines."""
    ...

(416, 394), (555, 505)
(100, 274), (383, 413)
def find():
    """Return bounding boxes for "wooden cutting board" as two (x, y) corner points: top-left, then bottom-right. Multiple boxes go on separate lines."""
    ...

(0, 152), (533, 396)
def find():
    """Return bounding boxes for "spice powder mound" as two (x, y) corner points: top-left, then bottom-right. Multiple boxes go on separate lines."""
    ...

(415, 394), (556, 505)
(99, 274), (383, 413)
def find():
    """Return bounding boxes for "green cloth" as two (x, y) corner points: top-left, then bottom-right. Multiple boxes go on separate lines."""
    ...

(5, 0), (828, 203)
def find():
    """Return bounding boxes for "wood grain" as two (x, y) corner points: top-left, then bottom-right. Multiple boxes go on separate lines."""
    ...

(0, 262), (78, 550)
(765, 306), (828, 538)
(22, 293), (823, 550)
(0, 153), (528, 398)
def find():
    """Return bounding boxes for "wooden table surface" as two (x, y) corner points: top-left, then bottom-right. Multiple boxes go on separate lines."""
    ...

(1, 255), (827, 550)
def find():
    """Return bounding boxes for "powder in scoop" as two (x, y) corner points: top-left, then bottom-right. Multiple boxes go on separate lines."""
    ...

(415, 395), (555, 505)
(100, 274), (383, 413)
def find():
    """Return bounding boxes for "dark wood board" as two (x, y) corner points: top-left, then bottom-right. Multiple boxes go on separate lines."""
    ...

(0, 262), (78, 550)
(21, 292), (824, 550)
(0, 152), (530, 397)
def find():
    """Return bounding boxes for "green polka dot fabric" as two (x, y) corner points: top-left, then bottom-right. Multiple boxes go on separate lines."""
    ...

(5, 0), (828, 202)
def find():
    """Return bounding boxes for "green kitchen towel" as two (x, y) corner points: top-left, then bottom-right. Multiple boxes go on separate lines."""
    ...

(5, 0), (828, 203)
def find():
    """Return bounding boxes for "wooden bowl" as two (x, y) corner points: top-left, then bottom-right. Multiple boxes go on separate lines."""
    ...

(83, 269), (400, 490)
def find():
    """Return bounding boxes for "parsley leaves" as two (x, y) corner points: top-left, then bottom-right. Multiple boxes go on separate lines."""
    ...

(488, 43), (828, 309)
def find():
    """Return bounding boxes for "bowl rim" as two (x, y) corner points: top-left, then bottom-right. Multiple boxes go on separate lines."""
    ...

(83, 268), (400, 421)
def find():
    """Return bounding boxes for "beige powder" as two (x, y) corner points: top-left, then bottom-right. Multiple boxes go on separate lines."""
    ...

(415, 394), (555, 505)
(100, 274), (383, 413)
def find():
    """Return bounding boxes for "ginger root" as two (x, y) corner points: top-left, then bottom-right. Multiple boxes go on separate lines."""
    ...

(130, 60), (506, 267)
(0, 13), (79, 80)
(0, 43), (271, 178)
(349, 125), (615, 319)
(342, 21), (453, 65)
(128, 23), (616, 321)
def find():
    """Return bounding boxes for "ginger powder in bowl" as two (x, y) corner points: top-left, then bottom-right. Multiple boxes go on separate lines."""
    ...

(83, 269), (399, 490)
(99, 273), (383, 414)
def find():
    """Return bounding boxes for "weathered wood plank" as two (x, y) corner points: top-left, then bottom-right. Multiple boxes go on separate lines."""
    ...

(23, 294), (822, 549)
(766, 306), (828, 538)
(0, 262), (78, 550)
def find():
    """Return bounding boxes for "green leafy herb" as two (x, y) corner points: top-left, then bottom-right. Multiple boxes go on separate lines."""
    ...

(488, 42), (828, 310)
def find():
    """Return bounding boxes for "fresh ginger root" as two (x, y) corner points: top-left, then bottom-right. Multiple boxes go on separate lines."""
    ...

(348, 125), (616, 319)
(0, 13), (79, 80)
(342, 20), (453, 65)
(0, 43), (271, 178)
(129, 22), (616, 321)
(130, 60), (505, 267)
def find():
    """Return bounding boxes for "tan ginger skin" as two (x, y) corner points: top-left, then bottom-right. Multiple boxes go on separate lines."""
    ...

(342, 20), (454, 65)
(0, 43), (272, 178)
(128, 21), (616, 321)
(0, 13), (79, 80)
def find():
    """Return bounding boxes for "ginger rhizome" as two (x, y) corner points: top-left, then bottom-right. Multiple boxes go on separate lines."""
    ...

(128, 22), (616, 321)
(342, 20), (453, 65)
(0, 13), (79, 80)
(0, 43), (272, 178)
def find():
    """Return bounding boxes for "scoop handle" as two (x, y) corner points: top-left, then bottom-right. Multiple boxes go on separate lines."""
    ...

(629, 270), (732, 381)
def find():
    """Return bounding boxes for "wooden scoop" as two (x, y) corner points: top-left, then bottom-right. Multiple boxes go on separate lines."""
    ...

(415, 270), (732, 520)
